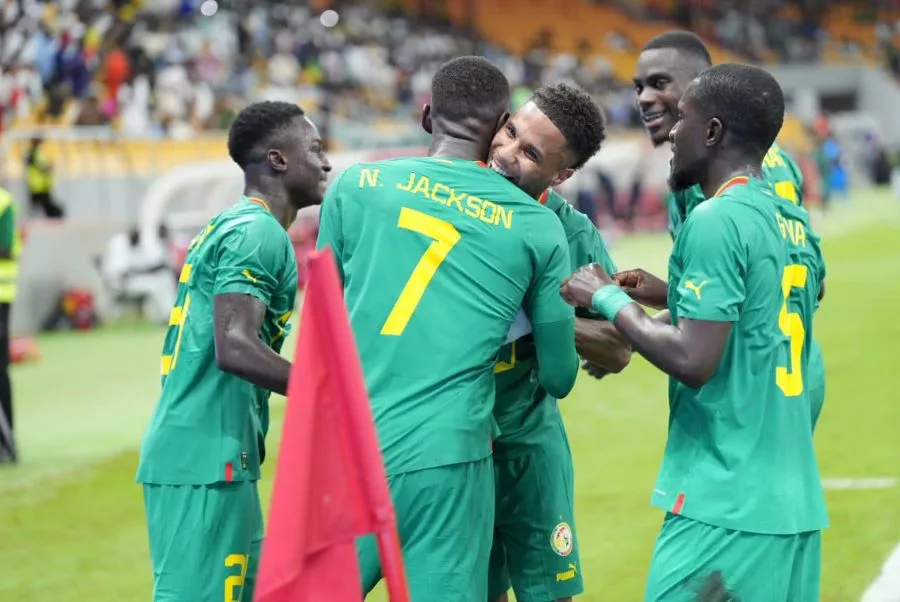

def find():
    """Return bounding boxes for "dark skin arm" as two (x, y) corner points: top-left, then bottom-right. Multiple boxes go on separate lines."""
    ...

(561, 264), (732, 389)
(579, 300), (672, 381)
(213, 293), (291, 395)
(580, 360), (609, 380)
(614, 268), (668, 309)
(574, 317), (631, 373)
(653, 309), (672, 324)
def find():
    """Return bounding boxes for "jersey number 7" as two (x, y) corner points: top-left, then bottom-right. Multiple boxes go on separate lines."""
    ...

(381, 207), (461, 336)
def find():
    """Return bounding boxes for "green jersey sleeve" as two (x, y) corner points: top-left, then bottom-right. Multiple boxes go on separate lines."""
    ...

(523, 222), (574, 326)
(524, 221), (578, 398)
(673, 203), (746, 323)
(213, 217), (289, 306)
(532, 319), (578, 399)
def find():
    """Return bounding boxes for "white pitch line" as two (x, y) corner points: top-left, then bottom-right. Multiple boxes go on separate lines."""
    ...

(861, 543), (900, 602)
(822, 477), (898, 491)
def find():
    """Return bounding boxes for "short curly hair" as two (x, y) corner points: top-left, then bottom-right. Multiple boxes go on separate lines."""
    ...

(642, 30), (712, 68)
(531, 83), (606, 170)
(689, 63), (784, 159)
(227, 101), (305, 169)
(431, 56), (509, 121)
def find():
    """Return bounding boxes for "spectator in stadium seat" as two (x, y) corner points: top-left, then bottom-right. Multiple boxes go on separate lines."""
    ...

(100, 225), (177, 324)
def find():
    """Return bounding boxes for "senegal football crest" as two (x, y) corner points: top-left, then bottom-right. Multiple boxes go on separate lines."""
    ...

(551, 522), (573, 557)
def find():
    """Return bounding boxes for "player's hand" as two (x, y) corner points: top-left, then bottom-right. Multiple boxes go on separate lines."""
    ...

(581, 360), (609, 380)
(560, 263), (614, 308)
(613, 268), (669, 310)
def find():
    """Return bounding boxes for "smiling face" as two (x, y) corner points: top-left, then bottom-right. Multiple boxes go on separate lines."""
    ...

(633, 48), (704, 148)
(668, 82), (716, 192)
(487, 102), (575, 199)
(274, 115), (332, 208)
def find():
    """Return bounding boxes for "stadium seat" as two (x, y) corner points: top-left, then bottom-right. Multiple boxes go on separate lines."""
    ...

(398, 0), (740, 83)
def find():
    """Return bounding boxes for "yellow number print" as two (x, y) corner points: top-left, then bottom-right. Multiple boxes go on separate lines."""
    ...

(161, 293), (191, 376)
(270, 310), (293, 346)
(224, 554), (248, 602)
(494, 341), (517, 374)
(774, 181), (798, 205)
(381, 207), (461, 336)
(776, 264), (808, 397)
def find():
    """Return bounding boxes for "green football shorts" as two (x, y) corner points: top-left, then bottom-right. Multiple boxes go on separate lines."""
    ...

(357, 458), (494, 602)
(142, 481), (263, 602)
(488, 421), (582, 601)
(645, 513), (821, 601)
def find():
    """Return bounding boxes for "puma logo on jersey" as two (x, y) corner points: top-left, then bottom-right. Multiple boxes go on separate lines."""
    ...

(556, 564), (578, 582)
(242, 269), (258, 283)
(684, 280), (708, 300)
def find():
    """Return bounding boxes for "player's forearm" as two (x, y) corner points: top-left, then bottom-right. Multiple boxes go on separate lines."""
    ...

(532, 319), (579, 399)
(216, 334), (291, 395)
(213, 294), (292, 395)
(611, 304), (711, 388)
(574, 317), (631, 374)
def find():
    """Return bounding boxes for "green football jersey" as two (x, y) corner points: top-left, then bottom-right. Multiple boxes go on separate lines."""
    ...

(317, 157), (577, 476)
(667, 142), (803, 240)
(658, 176), (828, 535)
(493, 190), (617, 450)
(136, 196), (298, 485)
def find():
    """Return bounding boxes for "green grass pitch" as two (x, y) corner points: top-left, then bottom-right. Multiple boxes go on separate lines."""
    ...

(1, 190), (898, 601)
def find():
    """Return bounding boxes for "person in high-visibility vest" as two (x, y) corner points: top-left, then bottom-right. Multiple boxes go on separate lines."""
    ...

(0, 186), (21, 463)
(25, 137), (64, 218)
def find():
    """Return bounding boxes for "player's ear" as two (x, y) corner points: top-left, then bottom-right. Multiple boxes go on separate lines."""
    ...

(550, 168), (576, 187)
(494, 111), (510, 133)
(421, 104), (432, 134)
(706, 117), (724, 147)
(267, 149), (287, 172)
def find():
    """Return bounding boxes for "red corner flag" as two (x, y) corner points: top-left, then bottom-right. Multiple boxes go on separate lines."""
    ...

(254, 248), (409, 602)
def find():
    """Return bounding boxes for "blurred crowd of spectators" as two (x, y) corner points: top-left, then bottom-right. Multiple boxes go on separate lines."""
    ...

(1, 0), (898, 141)
(635, 0), (900, 68)
(0, 0), (639, 141)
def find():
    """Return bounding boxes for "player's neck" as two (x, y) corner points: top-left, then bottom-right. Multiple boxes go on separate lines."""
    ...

(701, 156), (763, 199)
(428, 130), (489, 162)
(243, 184), (296, 231)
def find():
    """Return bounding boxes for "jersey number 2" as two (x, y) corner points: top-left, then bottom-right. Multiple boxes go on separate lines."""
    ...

(381, 207), (461, 336)
(224, 553), (248, 602)
(776, 264), (807, 397)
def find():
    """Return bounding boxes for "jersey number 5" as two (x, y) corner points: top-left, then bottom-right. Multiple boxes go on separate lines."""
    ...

(381, 207), (461, 336)
(776, 264), (807, 397)
(161, 293), (191, 376)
